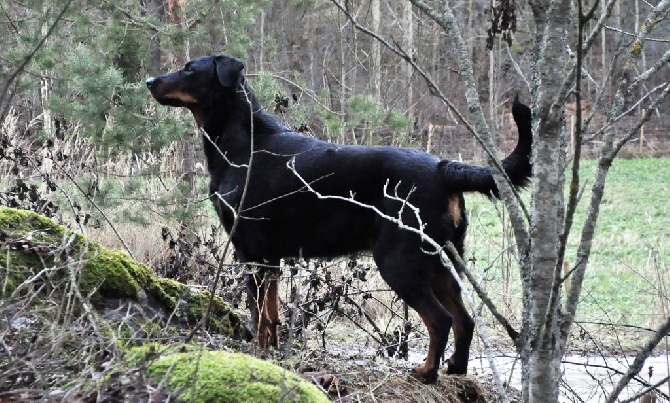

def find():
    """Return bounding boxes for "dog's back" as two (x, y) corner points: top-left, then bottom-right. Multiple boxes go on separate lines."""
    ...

(232, 131), (458, 260)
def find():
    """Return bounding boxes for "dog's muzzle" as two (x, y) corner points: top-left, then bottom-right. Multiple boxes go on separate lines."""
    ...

(146, 77), (158, 89)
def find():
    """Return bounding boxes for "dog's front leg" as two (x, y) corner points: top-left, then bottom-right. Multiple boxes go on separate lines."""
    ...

(263, 274), (281, 348)
(247, 269), (270, 348)
(246, 264), (281, 349)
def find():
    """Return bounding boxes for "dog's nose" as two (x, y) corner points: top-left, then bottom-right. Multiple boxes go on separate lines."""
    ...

(146, 77), (157, 88)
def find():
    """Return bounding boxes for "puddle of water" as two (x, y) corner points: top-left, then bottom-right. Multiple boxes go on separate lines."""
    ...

(469, 353), (670, 402)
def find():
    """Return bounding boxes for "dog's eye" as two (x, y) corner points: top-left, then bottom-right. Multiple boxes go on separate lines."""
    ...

(184, 65), (193, 72)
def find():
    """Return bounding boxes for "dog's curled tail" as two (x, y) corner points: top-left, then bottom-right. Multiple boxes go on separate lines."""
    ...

(438, 96), (532, 198)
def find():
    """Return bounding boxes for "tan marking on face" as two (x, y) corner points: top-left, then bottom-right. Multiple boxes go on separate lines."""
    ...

(164, 90), (198, 104)
(447, 194), (462, 227)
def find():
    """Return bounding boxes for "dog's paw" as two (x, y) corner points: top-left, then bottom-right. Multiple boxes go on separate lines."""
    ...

(443, 360), (467, 375)
(409, 366), (438, 384)
(268, 321), (281, 348)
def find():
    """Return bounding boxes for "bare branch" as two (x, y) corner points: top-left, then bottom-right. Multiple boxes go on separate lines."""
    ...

(546, 0), (591, 341)
(584, 82), (667, 142)
(611, 82), (670, 157)
(583, 0), (618, 55)
(603, 24), (670, 43)
(443, 242), (520, 344)
(200, 128), (248, 169)
(619, 376), (670, 403)
(605, 315), (670, 403)
(561, 79), (670, 342)
(504, 46), (531, 91)
(629, 49), (670, 93)
(627, 0), (670, 59)
(247, 73), (344, 116)
(561, 0), (670, 339)
(553, 0), (616, 119)
(406, 0), (531, 256)
(48, 158), (136, 260)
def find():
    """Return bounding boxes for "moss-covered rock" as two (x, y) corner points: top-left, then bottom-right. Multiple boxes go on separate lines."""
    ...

(133, 346), (328, 403)
(0, 206), (248, 339)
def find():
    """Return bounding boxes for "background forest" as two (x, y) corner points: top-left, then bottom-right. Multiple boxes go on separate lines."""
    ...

(4, 0), (668, 161)
(1, 0), (669, 402)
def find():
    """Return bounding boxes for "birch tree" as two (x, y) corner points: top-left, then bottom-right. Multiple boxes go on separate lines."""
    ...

(402, 2), (415, 114)
(371, 0), (382, 99)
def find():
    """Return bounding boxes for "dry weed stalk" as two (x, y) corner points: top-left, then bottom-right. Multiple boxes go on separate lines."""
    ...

(0, 235), (125, 400)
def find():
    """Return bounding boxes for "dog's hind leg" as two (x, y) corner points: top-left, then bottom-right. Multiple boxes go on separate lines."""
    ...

(409, 293), (453, 383)
(374, 244), (452, 384)
(434, 274), (474, 375)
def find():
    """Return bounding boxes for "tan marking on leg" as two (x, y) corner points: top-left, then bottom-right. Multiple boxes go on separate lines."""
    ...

(264, 277), (281, 347)
(441, 294), (473, 374)
(251, 274), (270, 349)
(447, 194), (462, 226)
(257, 271), (281, 349)
(409, 312), (440, 384)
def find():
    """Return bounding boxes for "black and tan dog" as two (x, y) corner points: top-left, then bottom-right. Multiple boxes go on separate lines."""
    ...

(147, 55), (532, 384)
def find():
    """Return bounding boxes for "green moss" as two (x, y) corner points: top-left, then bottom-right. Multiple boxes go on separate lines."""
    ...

(0, 207), (244, 338)
(0, 206), (59, 231)
(82, 248), (144, 298)
(142, 276), (239, 335)
(183, 290), (233, 333)
(146, 276), (188, 308)
(1, 250), (41, 289)
(0, 206), (87, 247)
(0, 206), (69, 296)
(142, 349), (328, 403)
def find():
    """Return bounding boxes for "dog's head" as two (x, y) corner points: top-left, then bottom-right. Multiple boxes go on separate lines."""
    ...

(146, 55), (245, 108)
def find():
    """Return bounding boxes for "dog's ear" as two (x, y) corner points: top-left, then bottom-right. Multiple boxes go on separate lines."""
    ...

(214, 55), (245, 88)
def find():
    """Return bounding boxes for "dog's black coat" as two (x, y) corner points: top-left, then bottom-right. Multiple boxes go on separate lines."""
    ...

(147, 55), (532, 383)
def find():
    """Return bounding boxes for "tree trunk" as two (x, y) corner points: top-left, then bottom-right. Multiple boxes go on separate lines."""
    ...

(40, 4), (54, 175)
(525, 0), (571, 399)
(167, 0), (196, 202)
(402, 2), (414, 114)
(371, 0), (381, 100)
(336, 1), (354, 143)
(39, 4), (54, 139)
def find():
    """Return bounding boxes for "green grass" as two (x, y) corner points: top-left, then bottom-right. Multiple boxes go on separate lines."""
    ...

(465, 157), (669, 329)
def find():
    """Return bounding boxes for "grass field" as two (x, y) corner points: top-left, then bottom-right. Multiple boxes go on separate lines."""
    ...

(465, 157), (670, 336)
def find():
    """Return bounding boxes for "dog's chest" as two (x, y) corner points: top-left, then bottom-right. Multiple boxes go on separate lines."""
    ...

(208, 172), (245, 231)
